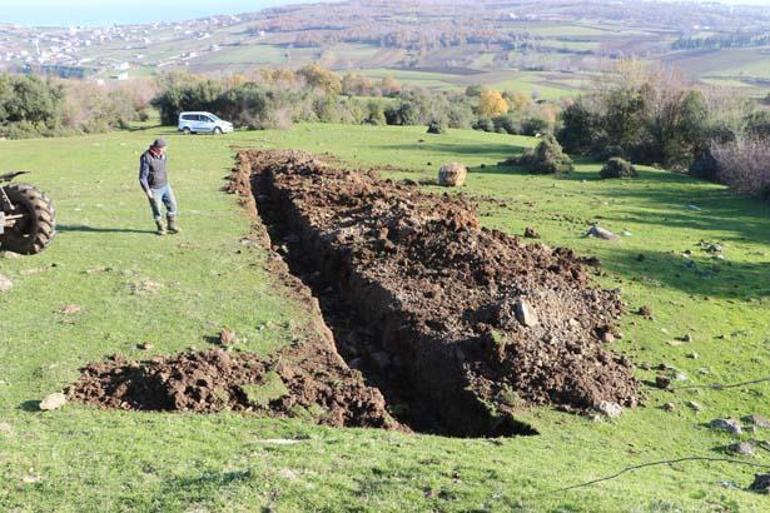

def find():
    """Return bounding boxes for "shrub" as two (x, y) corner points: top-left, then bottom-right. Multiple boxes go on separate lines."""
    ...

(473, 116), (495, 132)
(507, 134), (574, 175)
(689, 148), (721, 180)
(364, 100), (386, 125)
(427, 119), (447, 134)
(600, 157), (638, 179)
(520, 116), (550, 136)
(492, 115), (518, 135)
(711, 137), (770, 197)
(0, 74), (65, 137)
(594, 144), (626, 161)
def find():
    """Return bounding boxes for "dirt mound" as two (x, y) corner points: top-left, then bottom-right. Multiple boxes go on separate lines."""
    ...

(240, 149), (638, 436)
(69, 344), (399, 429)
(69, 149), (638, 437)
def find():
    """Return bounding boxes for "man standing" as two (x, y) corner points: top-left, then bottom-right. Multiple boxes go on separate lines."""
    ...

(139, 138), (179, 235)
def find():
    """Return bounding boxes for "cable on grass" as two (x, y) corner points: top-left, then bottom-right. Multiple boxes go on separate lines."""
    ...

(547, 457), (770, 494)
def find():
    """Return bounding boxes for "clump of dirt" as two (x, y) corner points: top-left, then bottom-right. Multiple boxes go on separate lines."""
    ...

(237, 149), (639, 437)
(68, 346), (399, 429)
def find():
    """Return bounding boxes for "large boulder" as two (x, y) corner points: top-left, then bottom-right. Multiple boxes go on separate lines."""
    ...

(438, 162), (468, 187)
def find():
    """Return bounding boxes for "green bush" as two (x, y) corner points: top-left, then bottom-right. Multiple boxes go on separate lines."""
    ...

(594, 144), (626, 161)
(0, 74), (66, 138)
(507, 134), (574, 175)
(427, 119), (447, 134)
(600, 157), (638, 179)
(473, 117), (495, 132)
(520, 116), (550, 136)
(492, 115), (518, 135)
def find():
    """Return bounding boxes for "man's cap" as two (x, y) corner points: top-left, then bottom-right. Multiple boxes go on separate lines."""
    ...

(152, 138), (167, 148)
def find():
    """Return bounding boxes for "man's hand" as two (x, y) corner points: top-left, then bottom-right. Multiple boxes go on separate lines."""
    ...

(145, 190), (154, 201)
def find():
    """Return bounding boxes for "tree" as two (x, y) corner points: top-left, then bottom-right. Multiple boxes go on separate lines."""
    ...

(478, 89), (509, 118)
(297, 64), (342, 95)
(379, 75), (401, 97)
(506, 91), (532, 113)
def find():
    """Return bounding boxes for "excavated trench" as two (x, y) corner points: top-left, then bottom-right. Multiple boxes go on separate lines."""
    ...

(68, 149), (639, 438)
(242, 150), (639, 437)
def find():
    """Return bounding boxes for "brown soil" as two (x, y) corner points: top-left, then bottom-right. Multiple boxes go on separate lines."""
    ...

(239, 149), (639, 436)
(69, 148), (639, 437)
(68, 344), (399, 429)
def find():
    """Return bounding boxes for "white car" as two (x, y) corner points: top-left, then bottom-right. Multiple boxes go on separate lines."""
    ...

(177, 111), (234, 135)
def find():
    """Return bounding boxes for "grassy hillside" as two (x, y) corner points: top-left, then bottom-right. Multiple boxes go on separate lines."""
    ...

(1, 124), (770, 512)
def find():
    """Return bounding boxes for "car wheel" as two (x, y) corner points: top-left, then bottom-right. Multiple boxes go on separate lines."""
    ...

(183, 127), (191, 135)
(213, 127), (223, 135)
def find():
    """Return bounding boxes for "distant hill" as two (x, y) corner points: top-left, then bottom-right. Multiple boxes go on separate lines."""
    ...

(2, 0), (769, 98)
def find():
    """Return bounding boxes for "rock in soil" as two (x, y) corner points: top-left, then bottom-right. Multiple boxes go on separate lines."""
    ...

(595, 401), (624, 418)
(523, 227), (540, 239)
(637, 305), (653, 319)
(686, 401), (703, 412)
(218, 329), (238, 345)
(0, 274), (13, 293)
(749, 474), (770, 494)
(709, 418), (743, 435)
(437, 162), (467, 187)
(726, 442), (755, 456)
(744, 414), (770, 429)
(513, 299), (539, 327)
(585, 225), (620, 241)
(39, 392), (67, 411)
(59, 304), (82, 315)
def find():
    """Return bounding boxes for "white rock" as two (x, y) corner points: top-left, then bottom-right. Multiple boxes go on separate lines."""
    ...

(585, 225), (619, 241)
(0, 274), (12, 293)
(39, 392), (67, 411)
(596, 401), (624, 418)
(514, 299), (539, 327)
(710, 418), (742, 435)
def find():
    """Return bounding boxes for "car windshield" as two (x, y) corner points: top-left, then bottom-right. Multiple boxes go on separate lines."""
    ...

(208, 114), (220, 121)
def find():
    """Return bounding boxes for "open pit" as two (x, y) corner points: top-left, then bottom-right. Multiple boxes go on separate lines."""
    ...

(69, 149), (639, 437)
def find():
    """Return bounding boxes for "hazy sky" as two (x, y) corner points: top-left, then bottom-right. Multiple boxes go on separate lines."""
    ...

(1, 0), (768, 26)
(0, 0), (338, 26)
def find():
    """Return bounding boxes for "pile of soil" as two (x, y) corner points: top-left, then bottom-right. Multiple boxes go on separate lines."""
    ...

(239, 149), (638, 436)
(68, 343), (399, 429)
(69, 148), (639, 438)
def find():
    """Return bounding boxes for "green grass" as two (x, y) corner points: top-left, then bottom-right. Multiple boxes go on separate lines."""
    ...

(1, 124), (770, 512)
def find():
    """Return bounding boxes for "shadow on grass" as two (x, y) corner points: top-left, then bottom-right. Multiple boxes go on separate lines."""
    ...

(147, 470), (258, 511)
(18, 400), (40, 412)
(604, 247), (770, 299)
(58, 224), (156, 235)
(592, 179), (770, 246)
(375, 141), (527, 158)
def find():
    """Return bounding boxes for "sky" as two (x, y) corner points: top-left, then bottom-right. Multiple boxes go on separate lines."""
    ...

(1, 0), (768, 26)
(0, 0), (338, 27)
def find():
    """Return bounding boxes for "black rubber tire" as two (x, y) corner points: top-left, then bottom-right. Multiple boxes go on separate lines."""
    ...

(183, 127), (192, 135)
(1, 183), (56, 255)
(213, 127), (223, 135)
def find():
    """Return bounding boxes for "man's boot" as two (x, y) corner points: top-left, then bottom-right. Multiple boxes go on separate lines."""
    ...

(167, 215), (179, 234)
(155, 220), (166, 236)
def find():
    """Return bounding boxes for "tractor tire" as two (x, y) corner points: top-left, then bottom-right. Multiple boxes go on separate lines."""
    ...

(0, 183), (56, 255)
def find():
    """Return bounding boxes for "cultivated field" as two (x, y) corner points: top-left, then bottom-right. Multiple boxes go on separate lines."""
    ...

(1, 124), (770, 512)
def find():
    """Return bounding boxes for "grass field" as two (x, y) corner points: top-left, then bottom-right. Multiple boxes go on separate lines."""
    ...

(2, 123), (770, 512)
